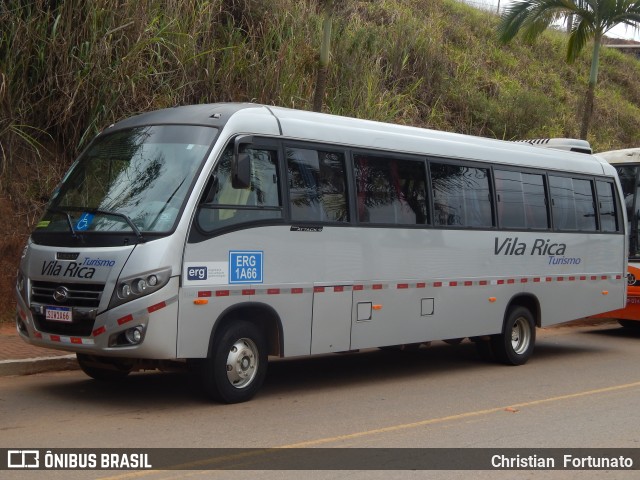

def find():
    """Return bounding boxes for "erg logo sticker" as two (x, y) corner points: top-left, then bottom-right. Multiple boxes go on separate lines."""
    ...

(187, 266), (208, 281)
(183, 262), (228, 285)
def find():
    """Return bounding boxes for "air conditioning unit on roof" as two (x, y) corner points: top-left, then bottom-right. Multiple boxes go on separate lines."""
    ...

(514, 138), (592, 154)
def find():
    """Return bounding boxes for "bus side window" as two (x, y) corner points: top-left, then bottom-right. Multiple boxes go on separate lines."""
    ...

(549, 176), (577, 230)
(196, 143), (282, 232)
(573, 178), (597, 231)
(521, 172), (549, 229)
(495, 169), (548, 230)
(286, 147), (349, 223)
(430, 162), (492, 228)
(354, 154), (427, 225)
(549, 175), (597, 232)
(495, 169), (525, 229)
(596, 180), (619, 232)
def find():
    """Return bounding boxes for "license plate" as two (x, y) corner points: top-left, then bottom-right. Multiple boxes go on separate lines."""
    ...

(45, 306), (73, 322)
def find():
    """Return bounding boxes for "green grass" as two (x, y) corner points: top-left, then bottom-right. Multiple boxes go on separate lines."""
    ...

(1, 0), (640, 320)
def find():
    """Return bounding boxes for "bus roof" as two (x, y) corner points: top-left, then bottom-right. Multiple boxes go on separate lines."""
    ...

(106, 103), (614, 176)
(597, 148), (640, 164)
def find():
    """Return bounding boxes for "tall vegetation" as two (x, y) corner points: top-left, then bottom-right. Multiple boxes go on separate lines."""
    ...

(1, 0), (640, 319)
(312, 0), (336, 112)
(497, 0), (640, 139)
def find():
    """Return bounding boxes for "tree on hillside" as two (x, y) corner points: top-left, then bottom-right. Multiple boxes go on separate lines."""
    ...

(313, 0), (335, 112)
(497, 0), (640, 140)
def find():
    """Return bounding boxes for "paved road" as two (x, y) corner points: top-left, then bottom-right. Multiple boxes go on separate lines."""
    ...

(1, 321), (639, 479)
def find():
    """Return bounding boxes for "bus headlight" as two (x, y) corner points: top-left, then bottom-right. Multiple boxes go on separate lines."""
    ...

(109, 267), (172, 310)
(119, 283), (132, 299)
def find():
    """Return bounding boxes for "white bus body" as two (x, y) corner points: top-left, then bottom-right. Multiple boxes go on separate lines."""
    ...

(15, 104), (627, 402)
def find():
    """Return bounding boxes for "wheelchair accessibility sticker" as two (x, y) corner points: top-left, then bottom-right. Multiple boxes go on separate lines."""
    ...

(75, 212), (94, 231)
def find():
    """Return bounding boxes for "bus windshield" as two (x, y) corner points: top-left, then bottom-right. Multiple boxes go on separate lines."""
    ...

(613, 164), (640, 258)
(38, 125), (216, 235)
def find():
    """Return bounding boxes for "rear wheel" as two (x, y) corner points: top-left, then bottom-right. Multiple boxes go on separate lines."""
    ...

(490, 306), (536, 366)
(76, 354), (132, 381)
(201, 320), (267, 403)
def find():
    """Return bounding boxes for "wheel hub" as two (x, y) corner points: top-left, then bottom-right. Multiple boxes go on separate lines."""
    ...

(511, 317), (530, 354)
(225, 338), (259, 388)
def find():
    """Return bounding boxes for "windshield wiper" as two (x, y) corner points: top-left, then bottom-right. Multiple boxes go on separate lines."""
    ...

(92, 209), (145, 242)
(50, 208), (78, 239)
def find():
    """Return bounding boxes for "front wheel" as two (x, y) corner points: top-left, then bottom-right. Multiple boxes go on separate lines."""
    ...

(490, 306), (536, 366)
(201, 320), (268, 403)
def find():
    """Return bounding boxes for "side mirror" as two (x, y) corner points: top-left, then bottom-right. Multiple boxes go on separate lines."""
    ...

(232, 135), (253, 189)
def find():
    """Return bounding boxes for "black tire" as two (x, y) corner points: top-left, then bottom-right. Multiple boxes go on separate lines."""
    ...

(76, 354), (132, 381)
(619, 319), (640, 329)
(201, 320), (268, 404)
(490, 306), (536, 366)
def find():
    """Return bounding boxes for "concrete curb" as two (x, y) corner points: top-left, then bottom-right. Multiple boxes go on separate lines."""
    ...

(0, 355), (79, 376)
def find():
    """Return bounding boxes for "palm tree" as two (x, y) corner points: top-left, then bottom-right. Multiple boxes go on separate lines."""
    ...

(497, 0), (640, 140)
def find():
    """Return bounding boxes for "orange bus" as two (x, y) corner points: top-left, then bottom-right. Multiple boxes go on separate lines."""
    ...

(594, 148), (640, 328)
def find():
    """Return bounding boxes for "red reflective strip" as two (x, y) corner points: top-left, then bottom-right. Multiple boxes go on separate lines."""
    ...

(533, 278), (541, 283)
(51, 335), (61, 342)
(479, 280), (488, 286)
(372, 284), (383, 290)
(521, 278), (528, 283)
(601, 275), (608, 280)
(216, 290), (230, 297)
(34, 331), (43, 339)
(71, 337), (82, 344)
(591, 276), (597, 280)
(291, 288), (303, 294)
(198, 291), (212, 298)
(568, 276), (575, 281)
(148, 301), (166, 313)
(117, 314), (134, 326)
(546, 277), (553, 282)
(268, 288), (280, 295)
(449, 281), (458, 287)
(497, 280), (505, 285)
(242, 289), (255, 296)
(464, 281), (472, 286)
(417, 282), (426, 288)
(92, 326), (106, 337)
(558, 277), (564, 282)
(507, 279), (515, 284)
(334, 286), (344, 293)
(397, 283), (409, 289)
(433, 282), (443, 288)
(314, 286), (325, 293)
(580, 276), (586, 281)
(617, 275), (622, 280)
(353, 285), (364, 291)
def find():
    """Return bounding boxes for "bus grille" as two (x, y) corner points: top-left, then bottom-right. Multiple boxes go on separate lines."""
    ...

(31, 281), (104, 308)
(30, 281), (104, 336)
